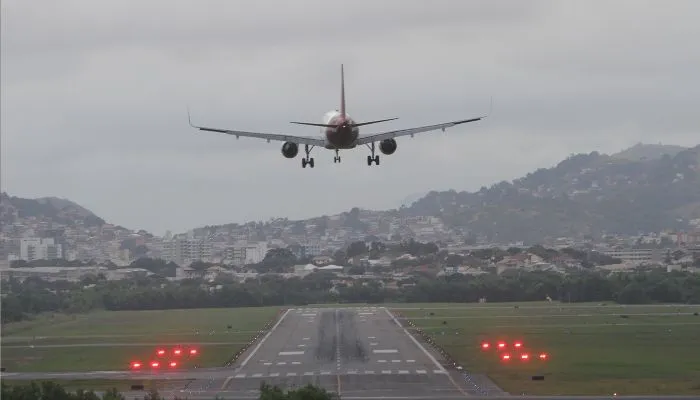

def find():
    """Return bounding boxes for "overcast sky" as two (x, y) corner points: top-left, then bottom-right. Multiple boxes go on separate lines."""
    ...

(2, 0), (699, 235)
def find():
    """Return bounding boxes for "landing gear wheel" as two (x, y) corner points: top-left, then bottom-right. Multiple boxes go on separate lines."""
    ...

(366, 142), (381, 166)
(301, 144), (315, 168)
(334, 156), (341, 163)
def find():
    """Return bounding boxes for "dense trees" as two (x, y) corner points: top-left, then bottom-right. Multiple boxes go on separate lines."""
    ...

(3, 266), (700, 324)
(0, 381), (336, 400)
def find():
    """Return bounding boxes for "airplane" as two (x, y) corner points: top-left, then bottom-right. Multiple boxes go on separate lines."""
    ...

(187, 65), (486, 168)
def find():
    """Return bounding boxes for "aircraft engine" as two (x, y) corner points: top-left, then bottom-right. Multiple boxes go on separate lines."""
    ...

(379, 138), (397, 155)
(281, 142), (299, 158)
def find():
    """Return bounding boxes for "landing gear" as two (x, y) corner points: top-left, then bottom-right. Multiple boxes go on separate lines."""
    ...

(366, 142), (380, 166)
(302, 144), (315, 168)
(333, 149), (341, 163)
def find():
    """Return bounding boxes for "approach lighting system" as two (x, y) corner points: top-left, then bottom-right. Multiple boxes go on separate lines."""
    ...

(174, 348), (182, 356)
(130, 361), (142, 369)
(157, 349), (166, 356)
(481, 342), (490, 350)
(189, 348), (198, 355)
(520, 353), (530, 361)
(501, 353), (511, 361)
(497, 342), (506, 350)
(514, 341), (523, 348)
(169, 361), (178, 368)
(539, 353), (548, 360)
(150, 361), (160, 368)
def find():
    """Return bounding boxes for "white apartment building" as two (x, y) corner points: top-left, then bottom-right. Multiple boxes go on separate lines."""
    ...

(19, 237), (63, 261)
(162, 239), (212, 264)
(602, 248), (663, 263)
(224, 242), (268, 265)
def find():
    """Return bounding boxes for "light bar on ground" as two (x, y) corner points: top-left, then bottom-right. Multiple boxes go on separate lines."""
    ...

(130, 362), (141, 369)
(520, 353), (529, 360)
(150, 361), (159, 368)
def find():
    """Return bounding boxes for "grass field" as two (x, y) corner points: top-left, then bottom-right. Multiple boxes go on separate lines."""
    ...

(391, 302), (700, 396)
(1, 307), (281, 372)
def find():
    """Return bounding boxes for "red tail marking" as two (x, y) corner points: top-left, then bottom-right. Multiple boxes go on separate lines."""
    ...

(340, 64), (346, 120)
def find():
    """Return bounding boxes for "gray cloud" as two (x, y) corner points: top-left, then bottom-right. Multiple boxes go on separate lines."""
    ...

(2, 0), (699, 234)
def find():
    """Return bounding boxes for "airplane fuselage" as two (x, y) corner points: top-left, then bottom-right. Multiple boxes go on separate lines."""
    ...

(322, 110), (359, 149)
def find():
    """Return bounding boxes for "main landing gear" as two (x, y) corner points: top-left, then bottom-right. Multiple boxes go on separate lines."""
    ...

(366, 142), (380, 166)
(333, 149), (341, 163)
(301, 144), (315, 168)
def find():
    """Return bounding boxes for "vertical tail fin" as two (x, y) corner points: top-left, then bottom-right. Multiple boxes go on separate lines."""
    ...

(340, 64), (346, 119)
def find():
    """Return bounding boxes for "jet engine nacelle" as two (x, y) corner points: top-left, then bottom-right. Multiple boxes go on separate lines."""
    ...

(379, 139), (397, 155)
(281, 142), (299, 158)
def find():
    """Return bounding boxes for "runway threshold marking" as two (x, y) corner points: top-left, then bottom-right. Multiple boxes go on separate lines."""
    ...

(373, 349), (398, 353)
(383, 307), (446, 373)
(279, 351), (304, 355)
(239, 308), (292, 368)
(384, 307), (470, 398)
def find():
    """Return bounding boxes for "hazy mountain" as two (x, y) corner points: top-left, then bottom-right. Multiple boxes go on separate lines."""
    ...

(5, 143), (699, 246)
(0, 193), (105, 228)
(611, 143), (688, 161)
(403, 144), (700, 243)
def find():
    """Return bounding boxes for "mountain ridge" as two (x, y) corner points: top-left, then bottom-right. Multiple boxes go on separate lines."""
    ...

(3, 143), (699, 244)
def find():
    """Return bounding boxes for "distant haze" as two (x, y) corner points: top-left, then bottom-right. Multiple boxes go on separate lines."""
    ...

(2, 1), (699, 235)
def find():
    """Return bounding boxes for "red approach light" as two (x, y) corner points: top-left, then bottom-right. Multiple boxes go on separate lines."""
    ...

(150, 361), (160, 368)
(156, 349), (166, 356)
(501, 353), (511, 361)
(189, 349), (198, 355)
(169, 361), (178, 368)
(513, 341), (523, 348)
(173, 348), (182, 356)
(539, 353), (548, 360)
(520, 353), (530, 360)
(497, 342), (506, 350)
(130, 362), (142, 369)
(481, 342), (490, 350)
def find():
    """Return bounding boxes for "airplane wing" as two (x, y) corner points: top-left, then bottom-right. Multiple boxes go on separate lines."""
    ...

(188, 111), (326, 147)
(356, 116), (483, 145)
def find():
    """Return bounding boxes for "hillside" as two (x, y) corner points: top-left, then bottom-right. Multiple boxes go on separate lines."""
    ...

(403, 144), (700, 243)
(0, 193), (106, 228)
(611, 143), (688, 161)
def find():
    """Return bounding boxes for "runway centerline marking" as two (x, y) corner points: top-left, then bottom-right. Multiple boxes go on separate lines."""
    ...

(239, 308), (292, 368)
(372, 349), (398, 353)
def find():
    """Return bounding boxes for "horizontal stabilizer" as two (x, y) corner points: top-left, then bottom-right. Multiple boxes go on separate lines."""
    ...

(350, 117), (398, 127)
(290, 121), (337, 128)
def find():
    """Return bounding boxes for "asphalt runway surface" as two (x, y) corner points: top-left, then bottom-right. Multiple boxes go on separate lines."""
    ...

(3, 306), (697, 399)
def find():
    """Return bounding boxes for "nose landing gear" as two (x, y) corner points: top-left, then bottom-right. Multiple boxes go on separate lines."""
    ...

(334, 149), (341, 163)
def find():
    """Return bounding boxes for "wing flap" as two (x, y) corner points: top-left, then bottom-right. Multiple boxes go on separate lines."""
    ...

(188, 111), (326, 146)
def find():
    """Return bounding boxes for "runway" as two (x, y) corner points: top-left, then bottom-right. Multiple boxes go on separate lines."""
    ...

(180, 306), (496, 398)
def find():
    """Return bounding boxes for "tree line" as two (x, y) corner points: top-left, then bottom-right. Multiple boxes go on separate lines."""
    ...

(0, 381), (336, 400)
(3, 266), (700, 324)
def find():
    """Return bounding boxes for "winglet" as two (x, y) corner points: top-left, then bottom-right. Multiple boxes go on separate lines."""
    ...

(187, 106), (195, 127)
